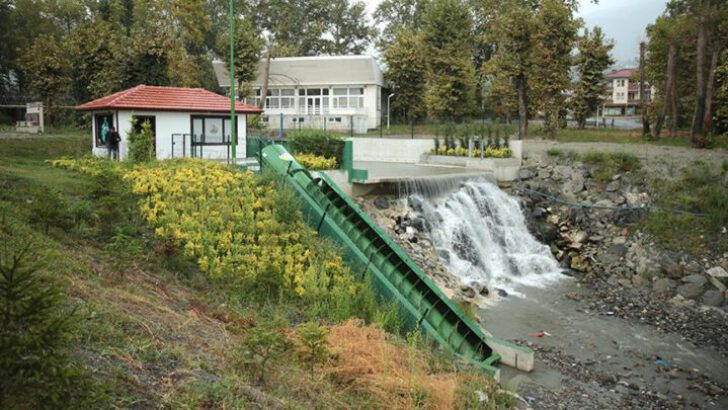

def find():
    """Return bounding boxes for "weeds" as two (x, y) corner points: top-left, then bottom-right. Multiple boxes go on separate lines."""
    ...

(582, 152), (641, 182)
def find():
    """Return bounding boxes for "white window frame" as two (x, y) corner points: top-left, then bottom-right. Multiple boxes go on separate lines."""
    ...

(332, 87), (364, 110)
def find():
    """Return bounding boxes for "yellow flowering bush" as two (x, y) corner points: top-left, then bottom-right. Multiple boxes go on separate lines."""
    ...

(53, 158), (357, 299)
(294, 153), (338, 170)
(429, 147), (513, 158)
(49, 156), (127, 175)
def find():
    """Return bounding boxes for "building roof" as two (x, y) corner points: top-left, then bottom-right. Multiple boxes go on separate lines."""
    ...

(213, 55), (385, 88)
(75, 85), (262, 113)
(604, 68), (636, 79)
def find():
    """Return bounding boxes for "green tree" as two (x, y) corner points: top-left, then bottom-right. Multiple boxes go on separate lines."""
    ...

(20, 35), (70, 124)
(295, 322), (330, 378)
(571, 26), (614, 129)
(324, 0), (375, 54)
(218, 17), (263, 99)
(373, 0), (430, 47)
(715, 51), (728, 136)
(65, 19), (123, 102)
(421, 0), (477, 119)
(236, 318), (293, 386)
(383, 29), (428, 121)
(531, 0), (580, 138)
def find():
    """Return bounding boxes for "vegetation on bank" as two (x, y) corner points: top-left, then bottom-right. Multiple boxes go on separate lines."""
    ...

(1, 133), (515, 408)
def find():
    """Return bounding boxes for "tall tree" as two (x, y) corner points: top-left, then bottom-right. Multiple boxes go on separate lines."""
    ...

(531, 0), (579, 139)
(383, 29), (428, 121)
(324, 0), (375, 54)
(571, 26), (614, 129)
(218, 17), (263, 98)
(714, 51), (728, 136)
(65, 20), (124, 102)
(421, 0), (477, 119)
(373, 0), (429, 48)
(20, 35), (69, 123)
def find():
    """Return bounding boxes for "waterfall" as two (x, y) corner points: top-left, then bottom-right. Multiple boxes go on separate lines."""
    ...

(413, 178), (563, 295)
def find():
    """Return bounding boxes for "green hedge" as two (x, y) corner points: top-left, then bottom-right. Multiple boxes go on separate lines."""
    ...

(287, 130), (344, 168)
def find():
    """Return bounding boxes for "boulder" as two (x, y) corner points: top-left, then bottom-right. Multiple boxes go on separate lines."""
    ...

(407, 196), (423, 212)
(460, 284), (476, 299)
(519, 168), (535, 180)
(408, 216), (429, 232)
(661, 261), (683, 280)
(706, 266), (728, 278)
(677, 283), (705, 300)
(374, 197), (390, 210)
(709, 276), (726, 292)
(632, 274), (649, 288)
(534, 222), (559, 243)
(701, 290), (724, 307)
(681, 274), (707, 287)
(531, 207), (547, 219)
(552, 165), (573, 181)
(606, 180), (620, 192)
(563, 173), (585, 194)
(653, 278), (676, 299)
(599, 244), (628, 265)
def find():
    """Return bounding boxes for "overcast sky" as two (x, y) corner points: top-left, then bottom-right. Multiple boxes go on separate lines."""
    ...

(361, 0), (668, 66)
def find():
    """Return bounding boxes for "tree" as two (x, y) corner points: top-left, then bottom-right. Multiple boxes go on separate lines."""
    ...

(324, 0), (375, 55)
(373, 0), (429, 47)
(421, 0), (477, 119)
(571, 27), (614, 129)
(383, 29), (428, 121)
(20, 35), (70, 124)
(65, 20), (123, 102)
(485, 4), (536, 137)
(531, 0), (579, 139)
(715, 52), (728, 136)
(295, 322), (330, 378)
(218, 17), (263, 98)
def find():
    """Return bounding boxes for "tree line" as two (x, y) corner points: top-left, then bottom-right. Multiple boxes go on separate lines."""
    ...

(2, 0), (727, 144)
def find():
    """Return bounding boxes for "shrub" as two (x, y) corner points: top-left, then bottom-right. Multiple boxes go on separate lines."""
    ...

(235, 318), (293, 385)
(294, 152), (338, 170)
(288, 130), (344, 167)
(0, 235), (83, 407)
(128, 120), (155, 163)
(295, 322), (330, 378)
(28, 187), (70, 234)
(583, 152), (641, 182)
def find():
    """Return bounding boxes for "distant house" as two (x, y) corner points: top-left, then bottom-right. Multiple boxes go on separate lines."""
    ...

(213, 55), (384, 133)
(601, 68), (653, 117)
(76, 85), (261, 160)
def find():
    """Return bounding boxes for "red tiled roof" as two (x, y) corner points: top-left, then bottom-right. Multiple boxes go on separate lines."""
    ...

(76, 85), (262, 114)
(605, 68), (636, 79)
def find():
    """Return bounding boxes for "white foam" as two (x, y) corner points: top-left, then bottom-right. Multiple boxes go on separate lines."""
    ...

(415, 178), (564, 296)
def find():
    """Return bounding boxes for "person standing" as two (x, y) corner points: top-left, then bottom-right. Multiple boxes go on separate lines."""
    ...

(107, 126), (121, 160)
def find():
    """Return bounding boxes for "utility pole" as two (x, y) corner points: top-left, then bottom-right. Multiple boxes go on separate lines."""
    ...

(639, 41), (650, 137)
(387, 93), (395, 129)
(229, 0), (236, 163)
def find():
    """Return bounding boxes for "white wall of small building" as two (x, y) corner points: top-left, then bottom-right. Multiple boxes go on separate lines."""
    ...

(91, 110), (246, 160)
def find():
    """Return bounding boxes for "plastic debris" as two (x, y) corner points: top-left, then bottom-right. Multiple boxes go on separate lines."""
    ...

(529, 331), (551, 338)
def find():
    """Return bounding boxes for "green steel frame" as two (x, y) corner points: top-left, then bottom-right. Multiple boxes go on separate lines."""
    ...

(260, 144), (508, 378)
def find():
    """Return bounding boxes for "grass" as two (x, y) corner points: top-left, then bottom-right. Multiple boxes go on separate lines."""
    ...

(0, 131), (512, 408)
(582, 151), (642, 182)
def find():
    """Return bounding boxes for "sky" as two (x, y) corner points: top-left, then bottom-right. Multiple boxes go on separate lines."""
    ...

(361, 0), (669, 67)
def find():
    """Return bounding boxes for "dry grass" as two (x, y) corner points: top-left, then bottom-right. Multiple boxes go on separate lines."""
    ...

(326, 319), (458, 410)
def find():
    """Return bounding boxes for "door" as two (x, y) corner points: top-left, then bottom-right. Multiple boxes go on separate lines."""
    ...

(307, 97), (321, 115)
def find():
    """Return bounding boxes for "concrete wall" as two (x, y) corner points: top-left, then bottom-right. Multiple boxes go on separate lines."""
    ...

(419, 156), (522, 182)
(348, 137), (523, 164)
(91, 110), (246, 160)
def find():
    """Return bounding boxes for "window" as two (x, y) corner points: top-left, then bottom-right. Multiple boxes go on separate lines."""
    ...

(251, 88), (295, 109)
(332, 87), (364, 109)
(191, 115), (237, 145)
(94, 113), (114, 147)
(616, 79), (625, 87)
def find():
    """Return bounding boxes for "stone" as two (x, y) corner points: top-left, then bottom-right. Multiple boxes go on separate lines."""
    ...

(662, 262), (683, 280)
(684, 261), (701, 274)
(709, 276), (726, 292)
(594, 199), (615, 208)
(552, 165), (572, 181)
(701, 290), (724, 307)
(531, 207), (547, 219)
(460, 285), (476, 299)
(606, 180), (620, 192)
(677, 283), (705, 300)
(496, 288), (508, 297)
(407, 196), (423, 212)
(563, 173), (585, 194)
(534, 222), (559, 243)
(632, 274), (649, 288)
(653, 278), (676, 299)
(681, 274), (707, 287)
(409, 216), (429, 232)
(374, 197), (390, 210)
(600, 244), (628, 265)
(570, 255), (589, 272)
(706, 266), (728, 278)
(538, 170), (552, 179)
(613, 195), (626, 205)
(519, 168), (535, 180)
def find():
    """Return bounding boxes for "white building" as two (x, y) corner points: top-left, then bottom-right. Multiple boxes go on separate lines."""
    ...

(76, 85), (262, 160)
(213, 55), (384, 133)
(602, 68), (653, 117)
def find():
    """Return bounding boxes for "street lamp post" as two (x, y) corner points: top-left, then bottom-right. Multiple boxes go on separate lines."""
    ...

(387, 93), (395, 130)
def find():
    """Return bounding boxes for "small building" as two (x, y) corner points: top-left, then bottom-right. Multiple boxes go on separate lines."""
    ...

(601, 68), (653, 117)
(76, 85), (262, 160)
(213, 55), (384, 133)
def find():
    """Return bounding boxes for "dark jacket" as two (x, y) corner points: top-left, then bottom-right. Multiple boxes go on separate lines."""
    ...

(108, 131), (121, 148)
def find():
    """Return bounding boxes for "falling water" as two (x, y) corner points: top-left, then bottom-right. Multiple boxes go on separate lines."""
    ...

(413, 178), (563, 295)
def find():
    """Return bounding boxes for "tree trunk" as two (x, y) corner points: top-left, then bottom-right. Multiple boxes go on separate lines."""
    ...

(258, 43), (273, 110)
(639, 42), (650, 137)
(669, 71), (678, 138)
(654, 43), (677, 138)
(691, 18), (707, 145)
(516, 73), (528, 139)
(703, 50), (719, 132)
